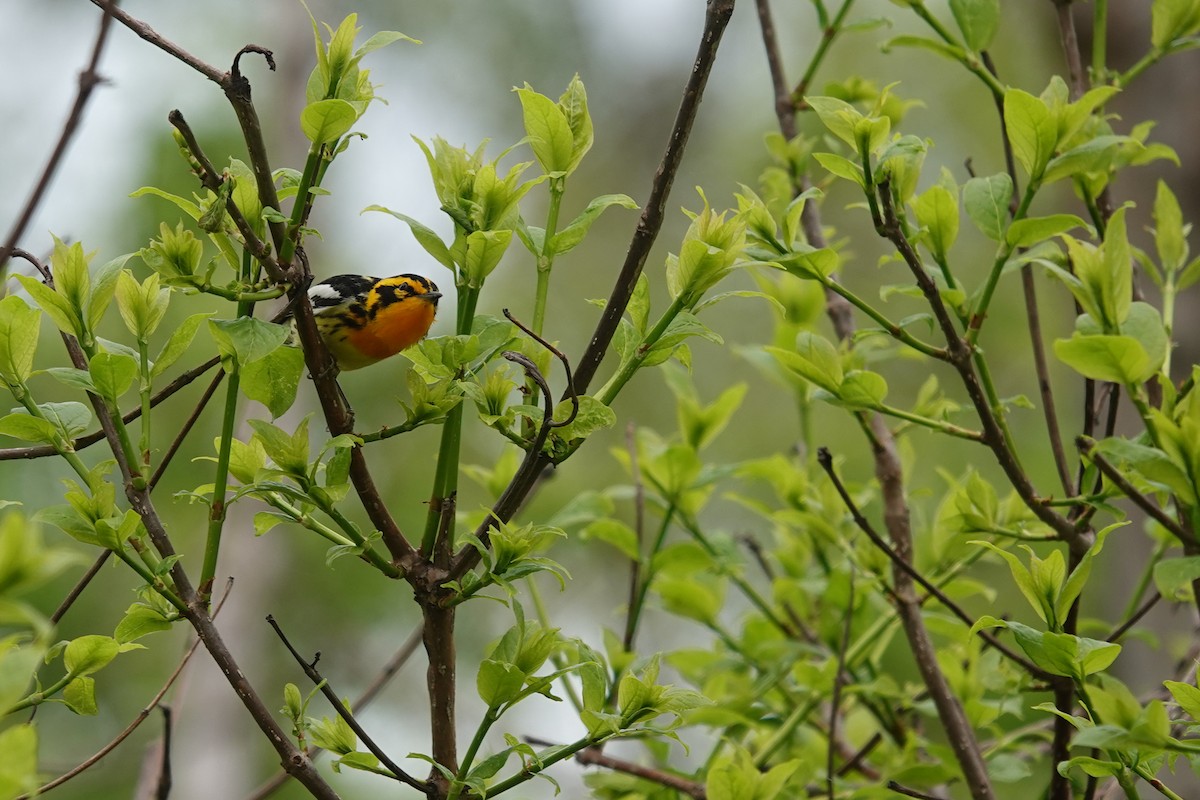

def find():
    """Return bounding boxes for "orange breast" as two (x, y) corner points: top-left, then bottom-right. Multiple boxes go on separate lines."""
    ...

(345, 299), (437, 363)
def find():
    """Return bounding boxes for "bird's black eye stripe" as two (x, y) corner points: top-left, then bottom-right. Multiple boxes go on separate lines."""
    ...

(404, 274), (433, 292)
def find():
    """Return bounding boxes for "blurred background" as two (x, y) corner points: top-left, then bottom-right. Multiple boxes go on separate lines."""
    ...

(3, 1), (1198, 797)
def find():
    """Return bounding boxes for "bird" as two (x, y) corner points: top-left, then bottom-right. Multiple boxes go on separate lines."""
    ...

(301, 273), (442, 370)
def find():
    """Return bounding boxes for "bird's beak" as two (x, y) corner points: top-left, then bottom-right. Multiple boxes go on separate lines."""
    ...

(425, 291), (443, 302)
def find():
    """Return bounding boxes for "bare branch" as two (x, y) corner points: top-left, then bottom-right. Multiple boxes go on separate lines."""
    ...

(0, 0), (119, 275)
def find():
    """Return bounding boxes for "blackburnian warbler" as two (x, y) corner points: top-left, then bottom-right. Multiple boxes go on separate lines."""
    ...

(301, 273), (442, 370)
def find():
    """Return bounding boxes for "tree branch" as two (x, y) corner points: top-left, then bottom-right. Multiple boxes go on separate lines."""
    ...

(0, 0), (119, 275)
(570, 0), (736, 396)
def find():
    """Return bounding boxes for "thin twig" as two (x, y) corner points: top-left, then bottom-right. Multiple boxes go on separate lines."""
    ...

(570, 0), (737, 396)
(817, 448), (1051, 680)
(244, 625), (425, 800)
(265, 615), (427, 793)
(1079, 437), (1195, 546)
(0, 0), (119, 274)
(1107, 592), (1161, 643)
(0, 356), (220, 462)
(887, 781), (944, 800)
(149, 370), (225, 490)
(168, 110), (280, 278)
(50, 551), (113, 624)
(525, 737), (707, 799)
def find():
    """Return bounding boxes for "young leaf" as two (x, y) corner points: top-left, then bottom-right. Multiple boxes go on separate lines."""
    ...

(0, 295), (41, 385)
(516, 84), (575, 175)
(241, 346), (304, 418)
(962, 173), (1013, 241)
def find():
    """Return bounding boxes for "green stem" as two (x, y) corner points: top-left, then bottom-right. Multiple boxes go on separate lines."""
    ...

(482, 735), (605, 797)
(594, 295), (688, 406)
(1119, 48), (1165, 88)
(1162, 276), (1177, 379)
(200, 251), (257, 601)
(793, 0), (857, 99)
(267, 497), (354, 546)
(200, 365), (241, 600)
(138, 338), (152, 473)
(531, 178), (565, 337)
(447, 707), (501, 800)
(754, 694), (823, 768)
(5, 672), (75, 714)
(822, 277), (947, 359)
(310, 491), (401, 578)
(872, 402), (984, 441)
(909, 2), (1006, 98)
(966, 182), (1037, 348)
(421, 286), (481, 557)
(1118, 538), (1167, 629)
(113, 547), (186, 613)
(279, 146), (325, 267)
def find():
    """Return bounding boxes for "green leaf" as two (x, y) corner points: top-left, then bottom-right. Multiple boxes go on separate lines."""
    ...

(0, 723), (39, 796)
(88, 254), (131, 335)
(962, 173), (1012, 241)
(552, 395), (616, 441)
(463, 229), (513, 288)
(0, 414), (59, 444)
(1165, 679), (1200, 720)
(549, 194), (638, 256)
(63, 676), (98, 715)
(88, 352), (139, 402)
(129, 186), (202, 220)
(805, 96), (862, 149)
(580, 518), (639, 561)
(152, 312), (213, 378)
(1054, 333), (1158, 384)
(241, 346), (304, 418)
(1153, 556), (1200, 602)
(776, 248), (840, 281)
(363, 206), (456, 272)
(248, 416), (311, 475)
(1005, 214), (1088, 249)
(63, 634), (120, 678)
(37, 402), (92, 439)
(913, 183), (959, 262)
(974, 542), (1048, 624)
(813, 152), (866, 188)
(768, 332), (843, 393)
(301, 98), (358, 144)
(1042, 135), (1133, 184)
(516, 84), (575, 175)
(949, 0), (1000, 50)
(838, 370), (888, 408)
(1152, 180), (1188, 276)
(355, 29), (419, 58)
(1152, 0), (1200, 48)
(1004, 88), (1057, 179)
(0, 295), (40, 385)
(655, 576), (724, 625)
(14, 274), (81, 339)
(477, 659), (525, 709)
(114, 604), (174, 643)
(209, 317), (290, 367)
